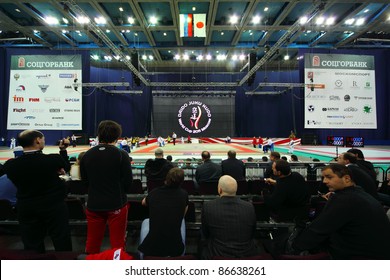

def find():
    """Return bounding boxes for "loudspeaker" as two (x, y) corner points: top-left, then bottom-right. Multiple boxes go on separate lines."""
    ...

(131, 52), (140, 86)
(247, 52), (257, 86)
(301, 133), (318, 145)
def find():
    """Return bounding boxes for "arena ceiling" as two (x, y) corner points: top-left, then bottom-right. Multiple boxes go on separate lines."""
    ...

(0, 0), (389, 74)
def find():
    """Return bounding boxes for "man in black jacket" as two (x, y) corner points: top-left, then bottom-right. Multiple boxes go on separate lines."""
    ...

(263, 159), (310, 221)
(221, 150), (245, 181)
(337, 152), (378, 200)
(4, 130), (72, 253)
(293, 164), (390, 259)
(144, 148), (173, 181)
(195, 151), (222, 184)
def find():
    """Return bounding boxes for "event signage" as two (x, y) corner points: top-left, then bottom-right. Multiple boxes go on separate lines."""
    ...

(304, 53), (376, 129)
(7, 55), (82, 130)
(177, 100), (212, 134)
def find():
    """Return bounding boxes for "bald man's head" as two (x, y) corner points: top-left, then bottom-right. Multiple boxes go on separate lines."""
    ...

(218, 175), (237, 196)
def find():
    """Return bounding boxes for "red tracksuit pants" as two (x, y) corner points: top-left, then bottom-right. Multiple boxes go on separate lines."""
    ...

(85, 203), (129, 254)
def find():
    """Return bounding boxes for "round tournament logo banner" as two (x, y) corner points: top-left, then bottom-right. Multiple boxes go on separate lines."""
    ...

(177, 101), (212, 134)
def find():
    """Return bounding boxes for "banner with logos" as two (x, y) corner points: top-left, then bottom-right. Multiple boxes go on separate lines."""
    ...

(7, 55), (82, 130)
(304, 53), (376, 129)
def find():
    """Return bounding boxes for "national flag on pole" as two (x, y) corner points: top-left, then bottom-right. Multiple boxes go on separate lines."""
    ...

(180, 14), (193, 37)
(194, 14), (206, 37)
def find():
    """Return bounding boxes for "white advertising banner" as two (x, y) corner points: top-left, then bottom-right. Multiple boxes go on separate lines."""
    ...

(304, 53), (376, 129)
(7, 55), (82, 130)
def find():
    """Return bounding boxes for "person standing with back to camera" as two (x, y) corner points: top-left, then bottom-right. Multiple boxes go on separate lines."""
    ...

(80, 120), (133, 254)
(4, 130), (72, 253)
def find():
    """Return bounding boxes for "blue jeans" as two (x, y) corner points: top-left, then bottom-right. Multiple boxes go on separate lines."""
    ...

(138, 218), (186, 259)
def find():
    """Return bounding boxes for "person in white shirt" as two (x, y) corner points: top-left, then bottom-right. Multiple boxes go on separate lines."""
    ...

(288, 137), (294, 154)
(172, 132), (177, 145)
(10, 137), (16, 149)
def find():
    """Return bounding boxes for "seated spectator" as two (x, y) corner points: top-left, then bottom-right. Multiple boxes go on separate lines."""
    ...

(201, 175), (259, 259)
(181, 158), (194, 169)
(221, 150), (245, 181)
(120, 137), (130, 153)
(292, 164), (390, 259)
(195, 151), (222, 184)
(281, 156), (288, 161)
(166, 155), (173, 163)
(261, 156), (268, 162)
(337, 152), (378, 200)
(247, 157), (254, 162)
(264, 160), (310, 221)
(144, 148), (173, 181)
(0, 173), (17, 206)
(13, 146), (24, 158)
(138, 168), (188, 258)
(347, 148), (376, 181)
(264, 152), (280, 179)
(70, 152), (86, 181)
(289, 154), (299, 162)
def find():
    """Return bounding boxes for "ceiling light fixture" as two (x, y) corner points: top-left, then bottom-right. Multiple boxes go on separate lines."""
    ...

(149, 16), (158, 25)
(45, 16), (59, 25)
(94, 16), (106, 25)
(229, 15), (239, 25)
(326, 17), (335, 25)
(345, 18), (355, 25)
(355, 18), (365, 26)
(316, 17), (325, 25)
(299, 16), (308, 24)
(128, 17), (135, 24)
(252, 15), (261, 24)
(77, 16), (90, 24)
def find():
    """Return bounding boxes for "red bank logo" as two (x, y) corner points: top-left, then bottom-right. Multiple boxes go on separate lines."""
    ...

(29, 98), (40, 102)
(13, 95), (24, 102)
(18, 57), (26, 68)
(312, 56), (320, 67)
(16, 85), (26, 92)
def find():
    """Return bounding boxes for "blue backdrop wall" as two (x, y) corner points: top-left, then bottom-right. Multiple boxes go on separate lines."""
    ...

(1, 48), (389, 145)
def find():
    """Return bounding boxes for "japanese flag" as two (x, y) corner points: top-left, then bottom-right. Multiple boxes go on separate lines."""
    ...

(194, 14), (206, 37)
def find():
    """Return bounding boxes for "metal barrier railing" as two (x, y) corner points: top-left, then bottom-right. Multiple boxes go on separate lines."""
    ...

(131, 162), (390, 184)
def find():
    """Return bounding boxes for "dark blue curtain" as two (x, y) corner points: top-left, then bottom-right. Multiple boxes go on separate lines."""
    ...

(1, 48), (390, 145)
(88, 67), (152, 138)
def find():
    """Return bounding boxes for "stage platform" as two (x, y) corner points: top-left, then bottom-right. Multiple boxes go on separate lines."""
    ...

(1, 142), (390, 166)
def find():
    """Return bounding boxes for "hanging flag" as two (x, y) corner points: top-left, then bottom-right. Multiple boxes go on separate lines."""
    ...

(180, 14), (193, 37)
(194, 14), (206, 37)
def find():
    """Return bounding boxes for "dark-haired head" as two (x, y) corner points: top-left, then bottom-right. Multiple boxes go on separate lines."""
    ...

(165, 167), (184, 188)
(97, 120), (122, 144)
(201, 151), (211, 160)
(273, 159), (291, 176)
(17, 130), (44, 148)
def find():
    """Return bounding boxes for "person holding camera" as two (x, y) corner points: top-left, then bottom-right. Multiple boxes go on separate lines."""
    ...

(3, 130), (72, 253)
